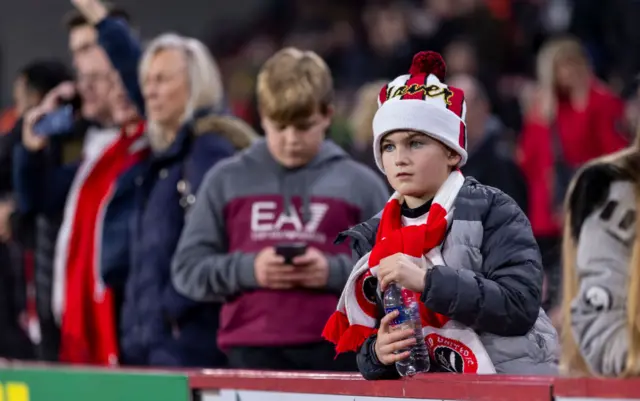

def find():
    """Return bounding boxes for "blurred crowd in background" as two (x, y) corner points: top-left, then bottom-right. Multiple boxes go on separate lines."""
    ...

(0, 0), (638, 375)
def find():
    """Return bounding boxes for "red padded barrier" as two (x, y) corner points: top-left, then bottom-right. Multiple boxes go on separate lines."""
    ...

(189, 370), (554, 401)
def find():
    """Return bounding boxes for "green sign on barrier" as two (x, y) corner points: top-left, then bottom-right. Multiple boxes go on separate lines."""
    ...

(0, 366), (190, 401)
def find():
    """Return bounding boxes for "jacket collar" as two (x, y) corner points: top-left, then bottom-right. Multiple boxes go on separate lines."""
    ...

(152, 107), (221, 162)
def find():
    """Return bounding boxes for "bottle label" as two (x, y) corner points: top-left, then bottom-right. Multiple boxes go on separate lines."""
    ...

(384, 305), (409, 326)
(384, 288), (419, 327)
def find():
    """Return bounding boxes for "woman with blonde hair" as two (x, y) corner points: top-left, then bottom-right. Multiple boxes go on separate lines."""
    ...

(350, 80), (388, 151)
(518, 36), (628, 319)
(71, 0), (256, 367)
(349, 81), (390, 189)
(561, 125), (640, 377)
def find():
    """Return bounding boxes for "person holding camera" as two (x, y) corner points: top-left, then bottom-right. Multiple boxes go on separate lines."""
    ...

(11, 6), (152, 366)
(171, 48), (389, 371)
(15, 69), (148, 366)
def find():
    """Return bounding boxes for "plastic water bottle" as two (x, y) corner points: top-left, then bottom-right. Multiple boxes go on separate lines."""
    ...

(383, 283), (430, 376)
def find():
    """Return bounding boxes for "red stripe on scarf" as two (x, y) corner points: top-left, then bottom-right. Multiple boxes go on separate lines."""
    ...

(59, 122), (148, 365)
(370, 201), (449, 329)
(322, 311), (350, 346)
(370, 203), (447, 265)
(336, 325), (377, 354)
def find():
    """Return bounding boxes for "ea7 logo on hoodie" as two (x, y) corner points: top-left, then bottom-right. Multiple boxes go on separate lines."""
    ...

(250, 201), (329, 243)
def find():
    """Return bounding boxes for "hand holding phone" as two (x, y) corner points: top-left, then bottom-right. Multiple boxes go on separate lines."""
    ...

(22, 81), (78, 150)
(255, 245), (329, 289)
(254, 247), (299, 290)
(286, 246), (330, 289)
(33, 105), (76, 137)
(22, 108), (49, 152)
(40, 81), (77, 112)
(275, 243), (308, 265)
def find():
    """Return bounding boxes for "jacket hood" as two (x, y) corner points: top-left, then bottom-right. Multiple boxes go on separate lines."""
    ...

(151, 108), (259, 162)
(193, 114), (259, 150)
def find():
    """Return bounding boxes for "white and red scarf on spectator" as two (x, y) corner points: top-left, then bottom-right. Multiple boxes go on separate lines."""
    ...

(53, 122), (149, 366)
(323, 170), (495, 374)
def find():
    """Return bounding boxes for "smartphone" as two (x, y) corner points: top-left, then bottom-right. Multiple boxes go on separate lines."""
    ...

(275, 243), (308, 265)
(33, 105), (76, 137)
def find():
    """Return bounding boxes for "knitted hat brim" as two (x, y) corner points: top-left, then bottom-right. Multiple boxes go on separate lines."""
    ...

(372, 99), (468, 172)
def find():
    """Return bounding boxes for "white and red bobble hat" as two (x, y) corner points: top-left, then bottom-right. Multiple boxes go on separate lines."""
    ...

(372, 51), (468, 172)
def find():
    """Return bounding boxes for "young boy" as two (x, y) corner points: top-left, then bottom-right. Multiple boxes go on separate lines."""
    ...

(171, 48), (389, 370)
(324, 51), (558, 377)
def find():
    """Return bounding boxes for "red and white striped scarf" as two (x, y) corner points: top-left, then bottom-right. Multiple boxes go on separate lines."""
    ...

(323, 170), (495, 373)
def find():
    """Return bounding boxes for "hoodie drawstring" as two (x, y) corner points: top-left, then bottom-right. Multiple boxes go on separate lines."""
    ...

(279, 168), (322, 225)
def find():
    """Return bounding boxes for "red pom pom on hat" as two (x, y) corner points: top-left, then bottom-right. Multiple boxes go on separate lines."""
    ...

(409, 51), (446, 81)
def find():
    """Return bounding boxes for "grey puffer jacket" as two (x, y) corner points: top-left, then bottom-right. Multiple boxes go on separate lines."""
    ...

(336, 177), (559, 379)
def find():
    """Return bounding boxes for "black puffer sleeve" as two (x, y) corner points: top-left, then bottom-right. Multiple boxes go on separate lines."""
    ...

(356, 334), (400, 380)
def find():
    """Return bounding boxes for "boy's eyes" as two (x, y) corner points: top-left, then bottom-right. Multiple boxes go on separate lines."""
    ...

(382, 140), (424, 152)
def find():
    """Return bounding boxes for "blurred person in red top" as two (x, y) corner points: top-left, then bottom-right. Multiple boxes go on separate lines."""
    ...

(0, 109), (17, 135)
(518, 36), (628, 316)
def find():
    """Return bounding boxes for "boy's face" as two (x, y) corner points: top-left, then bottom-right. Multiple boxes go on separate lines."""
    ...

(262, 108), (332, 168)
(381, 131), (460, 198)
